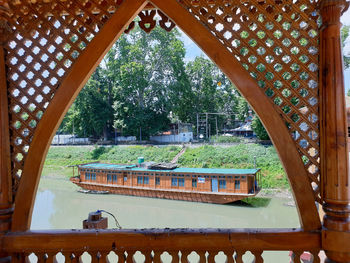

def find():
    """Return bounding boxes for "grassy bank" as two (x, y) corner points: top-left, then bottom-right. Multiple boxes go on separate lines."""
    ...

(43, 145), (180, 179)
(43, 144), (288, 189)
(178, 144), (288, 189)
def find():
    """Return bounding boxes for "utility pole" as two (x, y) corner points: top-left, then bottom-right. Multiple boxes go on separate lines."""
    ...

(206, 113), (208, 139)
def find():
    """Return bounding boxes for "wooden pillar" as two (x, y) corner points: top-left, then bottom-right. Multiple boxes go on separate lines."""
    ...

(320, 0), (350, 262)
(0, 2), (14, 261)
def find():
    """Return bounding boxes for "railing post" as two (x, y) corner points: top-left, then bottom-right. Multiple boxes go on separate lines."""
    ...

(319, 0), (350, 262)
(0, 1), (14, 262)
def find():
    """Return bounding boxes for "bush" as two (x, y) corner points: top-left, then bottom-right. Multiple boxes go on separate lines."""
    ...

(251, 116), (270, 140)
(178, 144), (288, 189)
(212, 135), (242, 143)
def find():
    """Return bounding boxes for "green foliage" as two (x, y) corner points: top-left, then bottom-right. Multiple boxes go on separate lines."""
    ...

(178, 144), (288, 189)
(185, 56), (239, 132)
(341, 25), (350, 68)
(112, 27), (188, 138)
(45, 146), (180, 167)
(251, 116), (270, 140)
(236, 96), (250, 121)
(58, 25), (251, 140)
(212, 135), (242, 143)
(44, 144), (288, 189)
(90, 146), (109, 159)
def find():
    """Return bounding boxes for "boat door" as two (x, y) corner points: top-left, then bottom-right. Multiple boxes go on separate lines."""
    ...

(211, 178), (218, 192)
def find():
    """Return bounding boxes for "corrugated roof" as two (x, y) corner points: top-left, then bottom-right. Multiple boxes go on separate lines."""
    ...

(79, 163), (259, 175)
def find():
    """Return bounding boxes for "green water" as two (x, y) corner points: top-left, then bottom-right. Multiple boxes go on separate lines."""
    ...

(30, 176), (301, 262)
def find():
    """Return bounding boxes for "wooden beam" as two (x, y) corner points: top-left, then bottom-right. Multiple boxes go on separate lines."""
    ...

(11, 0), (148, 232)
(2, 229), (321, 252)
(149, 0), (321, 231)
(0, 46), (13, 227)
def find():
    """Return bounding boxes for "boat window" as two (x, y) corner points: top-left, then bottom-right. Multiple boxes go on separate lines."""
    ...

(219, 180), (226, 189)
(92, 173), (96, 180)
(144, 176), (149, 184)
(85, 173), (90, 180)
(241, 176), (246, 180)
(155, 177), (160, 185)
(228, 176), (232, 178)
(137, 176), (143, 184)
(113, 175), (117, 182)
(171, 178), (178, 187)
(192, 179), (197, 187)
(235, 176), (240, 179)
(107, 174), (112, 182)
(235, 180), (240, 190)
(144, 173), (148, 175)
(178, 178), (185, 187)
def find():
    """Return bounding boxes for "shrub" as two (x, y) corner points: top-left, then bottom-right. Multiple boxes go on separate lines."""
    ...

(251, 116), (270, 140)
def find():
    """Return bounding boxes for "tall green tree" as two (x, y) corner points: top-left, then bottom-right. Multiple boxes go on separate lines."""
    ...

(60, 67), (114, 139)
(341, 25), (350, 68)
(112, 27), (190, 138)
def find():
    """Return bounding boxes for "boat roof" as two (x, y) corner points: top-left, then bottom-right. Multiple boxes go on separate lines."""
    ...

(78, 163), (260, 175)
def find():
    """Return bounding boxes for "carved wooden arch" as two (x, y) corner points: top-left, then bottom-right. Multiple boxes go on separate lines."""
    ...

(8, 0), (322, 231)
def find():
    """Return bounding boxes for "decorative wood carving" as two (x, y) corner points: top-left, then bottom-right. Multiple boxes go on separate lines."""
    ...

(0, 0), (349, 260)
(319, 0), (350, 261)
(0, 1), (11, 45)
(4, 0), (322, 206)
(8, 0), (321, 231)
(125, 9), (176, 34)
(2, 229), (322, 262)
(176, 0), (322, 205)
(151, 0), (320, 230)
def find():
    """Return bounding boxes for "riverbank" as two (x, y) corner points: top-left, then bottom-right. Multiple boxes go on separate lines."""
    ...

(43, 144), (289, 190)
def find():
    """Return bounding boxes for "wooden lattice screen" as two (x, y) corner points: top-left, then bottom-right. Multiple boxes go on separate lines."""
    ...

(3, 0), (350, 262)
(4, 0), (321, 204)
(177, 0), (321, 202)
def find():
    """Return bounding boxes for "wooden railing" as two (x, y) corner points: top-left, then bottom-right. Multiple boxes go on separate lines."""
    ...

(2, 229), (321, 262)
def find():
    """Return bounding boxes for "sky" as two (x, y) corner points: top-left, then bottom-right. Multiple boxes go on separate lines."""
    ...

(180, 10), (350, 93)
(342, 9), (350, 94)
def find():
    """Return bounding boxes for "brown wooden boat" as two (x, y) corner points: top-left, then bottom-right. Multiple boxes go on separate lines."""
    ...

(70, 161), (261, 204)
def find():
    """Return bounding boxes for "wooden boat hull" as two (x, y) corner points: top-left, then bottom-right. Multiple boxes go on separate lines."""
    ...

(70, 178), (258, 204)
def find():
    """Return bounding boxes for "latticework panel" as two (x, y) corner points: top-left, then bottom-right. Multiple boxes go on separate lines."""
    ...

(4, 0), (321, 204)
(12, 249), (322, 263)
(178, 0), (321, 202)
(4, 1), (175, 197)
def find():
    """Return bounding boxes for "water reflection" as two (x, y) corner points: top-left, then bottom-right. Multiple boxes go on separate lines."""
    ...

(31, 177), (299, 229)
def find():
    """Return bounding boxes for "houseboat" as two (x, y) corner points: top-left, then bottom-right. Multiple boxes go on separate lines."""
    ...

(70, 159), (261, 204)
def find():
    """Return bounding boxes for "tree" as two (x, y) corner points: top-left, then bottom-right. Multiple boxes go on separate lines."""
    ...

(251, 115), (270, 140)
(185, 56), (239, 132)
(61, 67), (115, 139)
(112, 27), (190, 138)
(341, 25), (350, 68)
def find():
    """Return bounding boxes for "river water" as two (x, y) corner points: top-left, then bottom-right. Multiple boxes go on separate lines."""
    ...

(30, 176), (301, 262)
